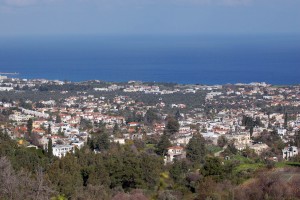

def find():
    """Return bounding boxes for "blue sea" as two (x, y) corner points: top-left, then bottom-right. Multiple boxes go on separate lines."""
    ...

(0, 35), (299, 85)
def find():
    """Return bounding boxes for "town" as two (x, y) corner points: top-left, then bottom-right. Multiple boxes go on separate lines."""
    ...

(1, 74), (300, 199)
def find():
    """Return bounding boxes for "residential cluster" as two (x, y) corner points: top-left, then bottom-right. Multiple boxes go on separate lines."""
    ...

(1, 76), (300, 162)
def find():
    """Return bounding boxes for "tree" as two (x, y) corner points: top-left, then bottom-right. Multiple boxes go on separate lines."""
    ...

(217, 135), (228, 148)
(169, 159), (189, 183)
(164, 116), (179, 136)
(27, 118), (33, 135)
(284, 112), (288, 129)
(223, 141), (238, 156)
(57, 127), (64, 137)
(156, 134), (171, 156)
(89, 131), (110, 151)
(144, 109), (160, 125)
(47, 138), (53, 158)
(0, 157), (54, 200)
(186, 133), (206, 164)
(47, 124), (51, 135)
(26, 118), (33, 142)
(202, 157), (223, 178)
(250, 126), (254, 137)
(175, 110), (181, 121)
(112, 124), (120, 135)
(48, 154), (83, 198)
(55, 115), (62, 123)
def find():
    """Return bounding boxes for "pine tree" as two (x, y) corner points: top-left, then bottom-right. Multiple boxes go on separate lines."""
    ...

(186, 133), (206, 164)
(97, 133), (110, 151)
(156, 134), (171, 156)
(164, 116), (180, 136)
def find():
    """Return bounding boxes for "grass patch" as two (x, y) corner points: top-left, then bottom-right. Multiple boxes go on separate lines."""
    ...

(206, 145), (222, 154)
(235, 163), (264, 172)
(275, 162), (300, 168)
(286, 162), (300, 167)
(146, 144), (155, 148)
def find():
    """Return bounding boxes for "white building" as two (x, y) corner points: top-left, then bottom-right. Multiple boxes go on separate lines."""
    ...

(9, 113), (31, 122)
(71, 141), (85, 149)
(113, 138), (126, 144)
(0, 87), (13, 91)
(52, 145), (74, 158)
(277, 128), (287, 137)
(172, 133), (193, 146)
(282, 146), (298, 160)
(20, 108), (49, 119)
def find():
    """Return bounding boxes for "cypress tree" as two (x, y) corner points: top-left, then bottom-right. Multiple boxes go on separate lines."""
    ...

(47, 124), (51, 135)
(48, 138), (53, 158)
(284, 112), (288, 129)
(26, 118), (33, 141)
(27, 118), (33, 135)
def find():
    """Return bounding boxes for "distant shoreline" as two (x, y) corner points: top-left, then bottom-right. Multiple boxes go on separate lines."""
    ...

(1, 35), (299, 85)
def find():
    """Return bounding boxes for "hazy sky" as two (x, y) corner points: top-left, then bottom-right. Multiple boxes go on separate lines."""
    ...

(0, 0), (299, 36)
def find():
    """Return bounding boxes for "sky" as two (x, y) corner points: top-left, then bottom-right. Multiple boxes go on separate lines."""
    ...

(0, 0), (300, 36)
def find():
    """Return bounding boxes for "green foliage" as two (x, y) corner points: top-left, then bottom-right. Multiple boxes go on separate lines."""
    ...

(284, 112), (288, 129)
(186, 133), (206, 164)
(0, 131), (18, 157)
(223, 141), (238, 156)
(55, 115), (62, 123)
(169, 159), (189, 184)
(217, 135), (228, 148)
(48, 138), (53, 158)
(48, 154), (83, 198)
(156, 134), (171, 156)
(144, 108), (161, 125)
(242, 115), (263, 136)
(241, 146), (257, 159)
(48, 124), (51, 134)
(97, 132), (110, 151)
(112, 123), (120, 135)
(104, 150), (163, 191)
(175, 110), (181, 121)
(202, 157), (223, 179)
(88, 127), (110, 151)
(164, 116), (180, 136)
(254, 130), (284, 154)
(27, 118), (33, 135)
(51, 195), (67, 200)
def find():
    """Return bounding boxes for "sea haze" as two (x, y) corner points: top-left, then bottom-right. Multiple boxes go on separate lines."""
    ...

(0, 35), (299, 85)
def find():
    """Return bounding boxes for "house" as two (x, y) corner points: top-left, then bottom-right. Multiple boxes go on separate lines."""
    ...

(131, 133), (143, 140)
(164, 146), (186, 164)
(201, 132), (219, 145)
(172, 133), (193, 146)
(282, 146), (298, 160)
(52, 144), (74, 158)
(71, 141), (85, 149)
(226, 132), (251, 150)
(277, 128), (287, 138)
(113, 138), (126, 144)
